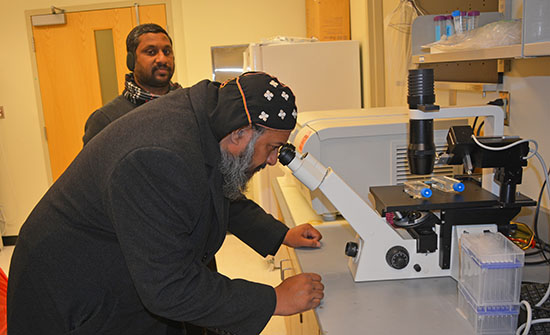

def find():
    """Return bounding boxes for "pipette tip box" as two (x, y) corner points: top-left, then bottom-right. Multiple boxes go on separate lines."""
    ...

(459, 232), (524, 306)
(458, 284), (519, 335)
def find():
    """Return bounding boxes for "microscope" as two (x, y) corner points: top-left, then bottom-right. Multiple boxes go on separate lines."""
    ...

(279, 69), (535, 282)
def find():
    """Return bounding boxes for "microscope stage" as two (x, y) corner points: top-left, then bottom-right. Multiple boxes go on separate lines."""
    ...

(370, 180), (536, 215)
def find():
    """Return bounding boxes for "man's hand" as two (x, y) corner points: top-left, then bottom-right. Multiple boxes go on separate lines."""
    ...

(273, 273), (324, 316)
(283, 223), (322, 248)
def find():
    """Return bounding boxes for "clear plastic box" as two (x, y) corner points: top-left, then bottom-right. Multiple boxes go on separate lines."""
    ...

(459, 232), (524, 306)
(458, 284), (519, 335)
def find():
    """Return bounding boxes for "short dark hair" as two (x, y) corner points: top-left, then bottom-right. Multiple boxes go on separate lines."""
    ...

(126, 23), (172, 54)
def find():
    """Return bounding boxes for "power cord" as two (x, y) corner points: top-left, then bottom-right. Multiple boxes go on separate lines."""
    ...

(517, 300), (533, 335)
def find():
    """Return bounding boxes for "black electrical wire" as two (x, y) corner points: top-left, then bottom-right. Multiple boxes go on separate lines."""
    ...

(525, 249), (550, 265)
(526, 249), (544, 257)
(525, 253), (550, 265)
(533, 178), (547, 241)
(526, 259), (550, 265)
(476, 121), (485, 136)
(471, 114), (484, 136)
(540, 244), (550, 265)
(525, 237), (550, 266)
(524, 175), (550, 266)
(537, 238), (550, 251)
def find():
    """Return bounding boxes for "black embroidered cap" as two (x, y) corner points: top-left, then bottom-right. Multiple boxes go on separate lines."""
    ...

(210, 72), (297, 141)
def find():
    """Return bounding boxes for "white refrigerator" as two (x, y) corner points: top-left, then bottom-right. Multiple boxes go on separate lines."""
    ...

(241, 40), (363, 216)
(244, 40), (361, 112)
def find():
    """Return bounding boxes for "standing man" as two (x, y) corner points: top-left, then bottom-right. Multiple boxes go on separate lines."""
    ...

(8, 72), (324, 335)
(84, 24), (212, 335)
(82, 23), (180, 145)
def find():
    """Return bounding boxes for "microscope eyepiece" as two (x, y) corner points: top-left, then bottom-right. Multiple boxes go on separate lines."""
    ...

(278, 143), (296, 166)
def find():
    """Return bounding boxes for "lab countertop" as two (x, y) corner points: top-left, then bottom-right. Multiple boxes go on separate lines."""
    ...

(273, 176), (549, 335)
(296, 223), (474, 334)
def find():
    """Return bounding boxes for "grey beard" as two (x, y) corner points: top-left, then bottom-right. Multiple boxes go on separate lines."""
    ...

(219, 132), (261, 200)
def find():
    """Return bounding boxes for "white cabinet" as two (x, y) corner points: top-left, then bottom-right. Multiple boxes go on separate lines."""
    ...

(523, 0), (550, 56)
(277, 245), (321, 335)
(411, 1), (550, 65)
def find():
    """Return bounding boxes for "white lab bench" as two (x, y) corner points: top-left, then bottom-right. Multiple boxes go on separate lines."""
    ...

(272, 175), (550, 335)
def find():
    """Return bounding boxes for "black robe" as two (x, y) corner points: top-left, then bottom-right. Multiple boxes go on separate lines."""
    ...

(7, 80), (289, 335)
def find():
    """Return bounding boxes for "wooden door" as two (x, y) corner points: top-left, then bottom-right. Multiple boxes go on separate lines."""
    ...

(32, 5), (167, 181)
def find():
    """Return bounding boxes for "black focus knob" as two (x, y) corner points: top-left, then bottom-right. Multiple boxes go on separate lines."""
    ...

(345, 242), (359, 257)
(386, 246), (409, 270)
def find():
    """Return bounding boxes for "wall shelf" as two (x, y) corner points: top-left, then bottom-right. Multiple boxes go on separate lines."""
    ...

(434, 81), (502, 93)
(413, 44), (522, 64)
(414, 41), (550, 65)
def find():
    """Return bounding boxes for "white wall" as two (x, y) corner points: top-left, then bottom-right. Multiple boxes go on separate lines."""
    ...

(350, 0), (388, 108)
(178, 1), (307, 86)
(2, 0), (549, 237)
(0, 0), (306, 236)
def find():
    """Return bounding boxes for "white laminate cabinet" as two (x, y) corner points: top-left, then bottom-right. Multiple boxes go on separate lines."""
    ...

(411, 1), (550, 65)
(277, 245), (321, 335)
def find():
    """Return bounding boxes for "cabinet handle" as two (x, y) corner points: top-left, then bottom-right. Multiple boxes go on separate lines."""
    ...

(280, 266), (292, 281)
(272, 258), (290, 270)
(278, 259), (292, 280)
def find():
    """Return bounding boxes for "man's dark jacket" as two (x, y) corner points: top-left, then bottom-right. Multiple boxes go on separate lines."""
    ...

(82, 95), (137, 145)
(7, 80), (289, 335)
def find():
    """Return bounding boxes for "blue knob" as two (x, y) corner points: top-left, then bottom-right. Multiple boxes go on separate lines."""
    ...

(453, 182), (465, 192)
(421, 188), (432, 198)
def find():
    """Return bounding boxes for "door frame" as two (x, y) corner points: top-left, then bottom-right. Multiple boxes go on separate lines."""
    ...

(24, 0), (175, 183)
